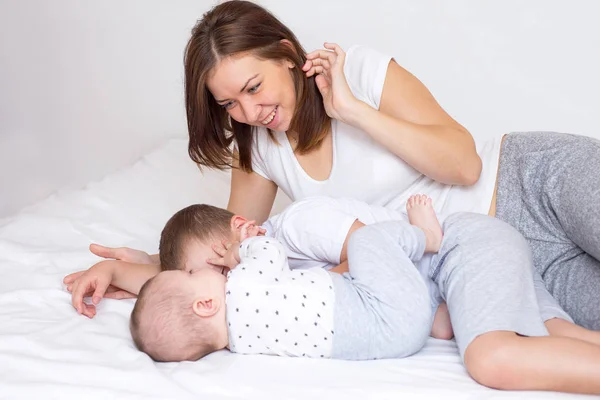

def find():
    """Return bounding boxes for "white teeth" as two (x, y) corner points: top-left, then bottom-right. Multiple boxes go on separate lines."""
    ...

(262, 107), (277, 125)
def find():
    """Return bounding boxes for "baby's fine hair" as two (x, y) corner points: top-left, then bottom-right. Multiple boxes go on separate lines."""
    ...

(159, 204), (234, 271)
(130, 271), (217, 362)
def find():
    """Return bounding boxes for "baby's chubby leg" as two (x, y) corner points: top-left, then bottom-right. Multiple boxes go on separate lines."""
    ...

(406, 194), (453, 339)
(336, 221), (432, 359)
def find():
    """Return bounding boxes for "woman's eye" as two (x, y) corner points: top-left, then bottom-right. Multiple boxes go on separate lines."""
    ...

(221, 101), (235, 110)
(248, 83), (261, 94)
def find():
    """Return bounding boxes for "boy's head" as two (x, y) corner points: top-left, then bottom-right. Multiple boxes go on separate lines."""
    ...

(159, 204), (248, 272)
(130, 268), (229, 362)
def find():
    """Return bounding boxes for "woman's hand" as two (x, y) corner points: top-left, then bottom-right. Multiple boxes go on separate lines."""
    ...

(88, 243), (157, 265)
(303, 42), (360, 123)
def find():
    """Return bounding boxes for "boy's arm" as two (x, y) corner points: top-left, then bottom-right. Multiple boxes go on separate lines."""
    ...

(69, 260), (160, 318)
(238, 236), (290, 278)
(111, 261), (161, 295)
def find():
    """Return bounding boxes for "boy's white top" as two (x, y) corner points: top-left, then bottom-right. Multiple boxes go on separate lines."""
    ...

(262, 196), (442, 310)
(250, 45), (502, 216)
(264, 196), (407, 270)
(225, 236), (335, 358)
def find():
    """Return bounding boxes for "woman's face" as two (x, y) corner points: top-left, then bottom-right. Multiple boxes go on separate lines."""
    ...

(206, 53), (297, 132)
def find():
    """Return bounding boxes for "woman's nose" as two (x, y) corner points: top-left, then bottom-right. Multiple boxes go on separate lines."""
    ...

(240, 99), (261, 123)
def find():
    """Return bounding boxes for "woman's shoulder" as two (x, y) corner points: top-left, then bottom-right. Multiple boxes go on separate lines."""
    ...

(344, 45), (393, 110)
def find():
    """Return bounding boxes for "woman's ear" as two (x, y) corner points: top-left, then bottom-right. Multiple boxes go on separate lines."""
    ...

(192, 296), (220, 318)
(280, 39), (297, 69)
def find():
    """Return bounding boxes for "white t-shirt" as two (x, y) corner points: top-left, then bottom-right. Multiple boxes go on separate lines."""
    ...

(226, 236), (335, 358)
(263, 196), (407, 270)
(249, 45), (502, 217)
(262, 196), (442, 312)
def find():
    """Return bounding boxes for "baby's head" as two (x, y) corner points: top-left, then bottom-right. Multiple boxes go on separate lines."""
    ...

(130, 268), (229, 362)
(159, 204), (238, 272)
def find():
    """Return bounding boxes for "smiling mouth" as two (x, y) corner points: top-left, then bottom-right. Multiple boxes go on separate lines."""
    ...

(261, 106), (278, 125)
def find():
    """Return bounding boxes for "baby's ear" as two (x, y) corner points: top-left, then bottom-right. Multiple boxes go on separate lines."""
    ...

(192, 297), (219, 318)
(230, 215), (248, 231)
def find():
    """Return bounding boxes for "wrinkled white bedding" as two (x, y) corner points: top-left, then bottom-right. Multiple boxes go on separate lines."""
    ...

(0, 139), (591, 400)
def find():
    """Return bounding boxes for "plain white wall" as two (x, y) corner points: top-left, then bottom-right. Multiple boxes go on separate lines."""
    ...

(0, 0), (212, 216)
(1, 0), (599, 217)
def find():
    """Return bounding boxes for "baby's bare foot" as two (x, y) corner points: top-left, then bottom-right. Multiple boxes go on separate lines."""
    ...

(406, 194), (443, 253)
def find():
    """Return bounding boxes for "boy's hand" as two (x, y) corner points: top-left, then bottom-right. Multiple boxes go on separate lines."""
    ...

(67, 261), (117, 318)
(208, 240), (241, 271)
(239, 220), (266, 242)
(64, 270), (136, 300)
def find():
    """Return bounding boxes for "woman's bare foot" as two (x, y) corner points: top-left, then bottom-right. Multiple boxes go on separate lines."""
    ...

(406, 194), (443, 253)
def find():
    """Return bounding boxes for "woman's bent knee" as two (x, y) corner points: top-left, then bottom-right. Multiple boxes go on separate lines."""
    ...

(464, 331), (524, 390)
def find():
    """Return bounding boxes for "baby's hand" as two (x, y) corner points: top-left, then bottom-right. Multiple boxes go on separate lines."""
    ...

(64, 260), (117, 318)
(239, 220), (266, 242)
(207, 240), (241, 271)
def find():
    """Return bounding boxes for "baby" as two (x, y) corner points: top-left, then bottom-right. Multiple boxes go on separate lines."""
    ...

(156, 194), (452, 338)
(130, 195), (442, 361)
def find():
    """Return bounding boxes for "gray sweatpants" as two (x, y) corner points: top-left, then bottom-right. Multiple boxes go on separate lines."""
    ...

(331, 214), (572, 361)
(430, 212), (571, 360)
(330, 221), (432, 360)
(496, 132), (600, 330)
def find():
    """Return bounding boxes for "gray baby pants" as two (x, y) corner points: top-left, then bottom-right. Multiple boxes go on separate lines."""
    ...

(330, 221), (432, 360)
(496, 132), (600, 329)
(430, 212), (572, 360)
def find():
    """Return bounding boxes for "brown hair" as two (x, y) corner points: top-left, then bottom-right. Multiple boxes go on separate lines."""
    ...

(130, 272), (217, 362)
(184, 0), (331, 172)
(159, 204), (234, 271)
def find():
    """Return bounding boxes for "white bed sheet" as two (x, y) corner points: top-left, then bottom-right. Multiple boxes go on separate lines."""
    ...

(0, 139), (592, 400)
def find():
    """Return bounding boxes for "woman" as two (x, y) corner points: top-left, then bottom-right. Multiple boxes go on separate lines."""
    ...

(182, 0), (600, 390)
(67, 0), (600, 393)
(183, 1), (599, 331)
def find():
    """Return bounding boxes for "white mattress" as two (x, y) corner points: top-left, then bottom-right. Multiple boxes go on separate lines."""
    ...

(0, 139), (591, 400)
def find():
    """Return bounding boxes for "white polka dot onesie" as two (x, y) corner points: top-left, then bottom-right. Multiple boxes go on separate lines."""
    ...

(226, 236), (335, 358)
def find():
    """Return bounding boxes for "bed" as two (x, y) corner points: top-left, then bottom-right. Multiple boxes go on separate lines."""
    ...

(0, 138), (591, 400)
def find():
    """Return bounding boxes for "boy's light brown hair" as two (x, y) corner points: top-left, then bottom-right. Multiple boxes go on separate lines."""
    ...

(159, 204), (234, 271)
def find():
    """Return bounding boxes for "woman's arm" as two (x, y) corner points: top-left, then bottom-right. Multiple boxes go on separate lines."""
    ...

(227, 154), (278, 225)
(349, 61), (481, 186)
(305, 44), (482, 186)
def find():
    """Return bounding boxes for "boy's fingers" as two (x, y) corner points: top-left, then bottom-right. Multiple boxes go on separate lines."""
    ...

(212, 245), (225, 256)
(92, 280), (110, 305)
(81, 303), (96, 319)
(206, 257), (225, 266)
(63, 270), (84, 284)
(71, 281), (84, 314)
(72, 280), (96, 314)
